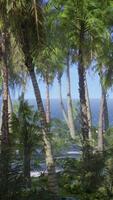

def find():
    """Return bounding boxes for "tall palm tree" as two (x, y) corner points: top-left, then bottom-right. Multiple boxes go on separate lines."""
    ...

(45, 69), (51, 124)
(85, 75), (92, 140)
(0, 26), (10, 200)
(9, 1), (59, 197)
(45, 2), (77, 139)
(98, 84), (105, 152)
(58, 72), (69, 127)
(66, 52), (76, 139)
(0, 6), (27, 194)
(98, 68), (109, 151)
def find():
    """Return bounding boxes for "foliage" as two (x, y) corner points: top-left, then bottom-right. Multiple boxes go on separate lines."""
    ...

(1, 0), (113, 199)
(58, 150), (113, 200)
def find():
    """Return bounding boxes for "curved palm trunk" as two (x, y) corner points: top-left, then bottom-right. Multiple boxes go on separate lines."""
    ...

(66, 55), (76, 140)
(85, 76), (92, 140)
(45, 72), (51, 124)
(25, 57), (59, 198)
(78, 25), (90, 158)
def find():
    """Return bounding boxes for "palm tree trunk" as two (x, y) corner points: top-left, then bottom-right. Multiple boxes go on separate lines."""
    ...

(98, 68), (109, 152)
(58, 76), (69, 127)
(0, 90), (13, 136)
(98, 80), (109, 152)
(25, 57), (59, 198)
(32, 0), (39, 41)
(78, 24), (90, 158)
(23, 132), (31, 188)
(0, 32), (9, 198)
(0, 97), (3, 139)
(1, 66), (9, 142)
(98, 91), (104, 152)
(0, 91), (13, 145)
(8, 90), (13, 133)
(66, 54), (76, 140)
(45, 72), (51, 124)
(103, 88), (109, 131)
(85, 76), (92, 140)
(99, 68), (109, 132)
(1, 40), (9, 144)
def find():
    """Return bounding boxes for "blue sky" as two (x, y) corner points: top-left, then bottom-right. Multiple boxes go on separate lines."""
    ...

(25, 67), (113, 99)
(14, 65), (113, 100)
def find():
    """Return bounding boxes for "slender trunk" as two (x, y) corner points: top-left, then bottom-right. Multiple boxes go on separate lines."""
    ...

(21, 23), (59, 197)
(66, 55), (76, 140)
(1, 35), (9, 144)
(85, 76), (92, 140)
(32, 0), (39, 41)
(0, 91), (12, 136)
(78, 24), (90, 158)
(98, 90), (104, 152)
(0, 32), (9, 199)
(23, 132), (31, 188)
(1, 66), (9, 142)
(102, 88), (109, 131)
(58, 76), (69, 126)
(78, 26), (89, 141)
(8, 90), (13, 114)
(99, 69), (109, 132)
(8, 90), (13, 133)
(25, 57), (59, 198)
(98, 69), (109, 152)
(98, 80), (109, 152)
(0, 98), (3, 138)
(45, 73), (51, 124)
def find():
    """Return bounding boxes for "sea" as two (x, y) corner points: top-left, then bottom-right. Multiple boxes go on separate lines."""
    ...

(0, 98), (113, 126)
(28, 99), (113, 127)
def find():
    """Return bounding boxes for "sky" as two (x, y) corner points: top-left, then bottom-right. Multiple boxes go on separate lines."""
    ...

(13, 65), (113, 100)
(13, 65), (113, 99)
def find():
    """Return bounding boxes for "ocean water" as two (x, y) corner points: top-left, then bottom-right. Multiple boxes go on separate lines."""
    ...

(29, 99), (113, 127)
(0, 98), (113, 126)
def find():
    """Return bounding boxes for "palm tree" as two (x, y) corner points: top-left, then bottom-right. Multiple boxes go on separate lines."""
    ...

(0, 29), (10, 200)
(45, 2), (76, 139)
(98, 68), (109, 151)
(58, 72), (69, 127)
(98, 85), (104, 152)
(85, 75), (92, 140)
(0, 4), (28, 195)
(12, 95), (40, 188)
(66, 52), (76, 139)
(35, 48), (56, 125)
(9, 1), (59, 197)
(45, 69), (51, 124)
